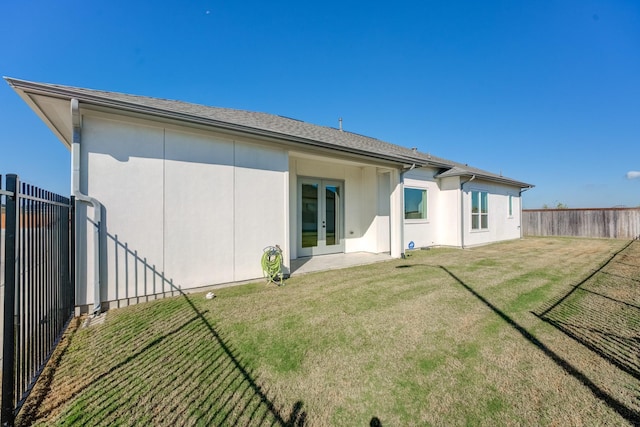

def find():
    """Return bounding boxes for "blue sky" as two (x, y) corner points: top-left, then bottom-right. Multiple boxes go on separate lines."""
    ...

(1, 1), (639, 208)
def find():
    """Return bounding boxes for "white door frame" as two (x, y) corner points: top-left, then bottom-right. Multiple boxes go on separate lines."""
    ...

(297, 177), (345, 257)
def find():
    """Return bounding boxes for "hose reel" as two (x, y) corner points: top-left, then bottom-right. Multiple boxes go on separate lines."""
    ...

(261, 245), (283, 285)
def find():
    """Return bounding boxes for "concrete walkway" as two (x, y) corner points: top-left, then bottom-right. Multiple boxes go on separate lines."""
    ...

(289, 252), (393, 276)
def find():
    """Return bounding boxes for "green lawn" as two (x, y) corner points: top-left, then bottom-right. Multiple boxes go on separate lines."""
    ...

(20, 237), (640, 426)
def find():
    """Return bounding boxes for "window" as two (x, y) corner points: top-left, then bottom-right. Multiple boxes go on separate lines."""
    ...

(404, 188), (427, 220)
(471, 191), (488, 230)
(508, 195), (513, 217)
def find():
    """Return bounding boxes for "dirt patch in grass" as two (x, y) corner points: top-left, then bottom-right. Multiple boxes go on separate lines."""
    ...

(18, 237), (640, 426)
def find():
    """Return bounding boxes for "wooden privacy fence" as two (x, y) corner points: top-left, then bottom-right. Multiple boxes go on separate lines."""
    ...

(523, 208), (640, 239)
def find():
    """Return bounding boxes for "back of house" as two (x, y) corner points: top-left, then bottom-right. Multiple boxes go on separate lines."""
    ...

(5, 77), (533, 313)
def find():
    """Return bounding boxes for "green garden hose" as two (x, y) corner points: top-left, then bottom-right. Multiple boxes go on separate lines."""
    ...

(261, 245), (283, 285)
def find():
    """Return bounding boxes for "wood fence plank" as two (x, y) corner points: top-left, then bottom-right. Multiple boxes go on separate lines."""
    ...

(523, 208), (640, 239)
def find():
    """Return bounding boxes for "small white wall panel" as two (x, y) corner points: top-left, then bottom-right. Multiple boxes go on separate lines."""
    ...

(164, 129), (235, 288)
(359, 167), (379, 251)
(376, 172), (391, 253)
(233, 142), (288, 281)
(82, 115), (165, 304)
(436, 176), (461, 247)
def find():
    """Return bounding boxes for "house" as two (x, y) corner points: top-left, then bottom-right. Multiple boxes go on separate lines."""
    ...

(6, 77), (533, 313)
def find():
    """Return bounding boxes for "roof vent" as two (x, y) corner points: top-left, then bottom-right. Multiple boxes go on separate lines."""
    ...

(339, 117), (343, 132)
(411, 147), (417, 153)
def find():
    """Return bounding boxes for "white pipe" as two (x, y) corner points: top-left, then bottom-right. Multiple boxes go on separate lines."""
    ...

(460, 175), (476, 249)
(519, 186), (533, 239)
(71, 98), (103, 314)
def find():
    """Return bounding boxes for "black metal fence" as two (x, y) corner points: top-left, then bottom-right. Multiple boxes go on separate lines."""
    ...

(1, 174), (74, 426)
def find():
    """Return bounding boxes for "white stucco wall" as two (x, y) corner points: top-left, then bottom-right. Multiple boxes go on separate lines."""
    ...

(401, 169), (522, 250)
(375, 172), (391, 253)
(74, 111), (524, 310)
(462, 180), (522, 247)
(403, 168), (441, 249)
(78, 113), (288, 308)
(435, 176), (461, 247)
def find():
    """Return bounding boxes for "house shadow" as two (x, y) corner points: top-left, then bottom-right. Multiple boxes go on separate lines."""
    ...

(19, 232), (308, 426)
(289, 256), (312, 274)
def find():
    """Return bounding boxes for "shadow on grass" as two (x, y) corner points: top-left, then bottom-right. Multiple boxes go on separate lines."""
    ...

(440, 265), (640, 425)
(15, 317), (82, 426)
(27, 227), (307, 426)
(532, 240), (640, 394)
(536, 240), (636, 316)
(175, 290), (308, 426)
(20, 273), (307, 425)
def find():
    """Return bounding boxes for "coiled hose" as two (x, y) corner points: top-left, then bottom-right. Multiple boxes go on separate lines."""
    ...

(261, 245), (283, 285)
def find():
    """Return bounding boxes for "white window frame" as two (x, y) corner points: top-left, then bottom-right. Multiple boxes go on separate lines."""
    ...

(404, 187), (428, 221)
(471, 190), (488, 230)
(508, 195), (513, 218)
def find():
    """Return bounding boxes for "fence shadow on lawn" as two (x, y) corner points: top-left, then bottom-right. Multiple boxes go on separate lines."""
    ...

(533, 240), (640, 403)
(18, 246), (307, 426)
(440, 257), (640, 425)
(15, 317), (83, 426)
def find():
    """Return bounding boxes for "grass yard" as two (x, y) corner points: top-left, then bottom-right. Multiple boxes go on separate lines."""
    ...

(18, 237), (640, 426)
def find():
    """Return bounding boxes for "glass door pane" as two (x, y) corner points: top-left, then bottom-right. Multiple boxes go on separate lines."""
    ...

(301, 183), (318, 248)
(325, 185), (339, 246)
(298, 178), (344, 256)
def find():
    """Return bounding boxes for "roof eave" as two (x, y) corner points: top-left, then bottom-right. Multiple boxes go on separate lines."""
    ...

(5, 77), (72, 148)
(4, 77), (536, 189)
(434, 170), (533, 188)
(5, 77), (426, 168)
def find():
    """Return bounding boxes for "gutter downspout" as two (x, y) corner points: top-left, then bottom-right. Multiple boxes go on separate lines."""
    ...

(519, 186), (533, 239)
(71, 98), (103, 314)
(460, 175), (476, 249)
(399, 163), (416, 258)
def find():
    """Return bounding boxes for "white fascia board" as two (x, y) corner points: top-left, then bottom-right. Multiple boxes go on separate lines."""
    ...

(6, 84), (72, 149)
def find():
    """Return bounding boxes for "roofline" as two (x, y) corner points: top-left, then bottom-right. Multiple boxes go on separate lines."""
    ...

(452, 173), (533, 189)
(5, 77), (534, 188)
(5, 77), (72, 148)
(5, 77), (427, 167)
(433, 168), (534, 189)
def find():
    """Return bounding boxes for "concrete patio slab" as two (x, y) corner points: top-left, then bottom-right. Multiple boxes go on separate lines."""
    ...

(289, 252), (393, 276)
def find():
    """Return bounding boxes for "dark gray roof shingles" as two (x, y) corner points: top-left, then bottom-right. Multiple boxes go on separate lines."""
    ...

(6, 77), (533, 188)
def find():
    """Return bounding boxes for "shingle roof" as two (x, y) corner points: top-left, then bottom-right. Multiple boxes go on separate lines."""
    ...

(5, 77), (533, 188)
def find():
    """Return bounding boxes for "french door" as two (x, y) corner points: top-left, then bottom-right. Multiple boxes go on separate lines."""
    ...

(298, 178), (344, 256)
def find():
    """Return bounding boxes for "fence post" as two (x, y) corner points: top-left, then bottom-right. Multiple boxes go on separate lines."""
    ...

(70, 196), (76, 314)
(2, 174), (19, 426)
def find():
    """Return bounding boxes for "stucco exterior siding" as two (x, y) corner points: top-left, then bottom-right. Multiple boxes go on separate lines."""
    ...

(375, 172), (391, 253)
(6, 78), (534, 314)
(462, 180), (522, 247)
(81, 115), (166, 306)
(163, 129), (235, 287)
(233, 142), (288, 280)
(401, 172), (522, 249)
(435, 176), (461, 247)
(78, 113), (288, 307)
(78, 113), (525, 310)
(403, 168), (441, 249)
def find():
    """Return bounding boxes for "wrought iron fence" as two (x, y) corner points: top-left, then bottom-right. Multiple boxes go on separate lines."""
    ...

(1, 174), (74, 426)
